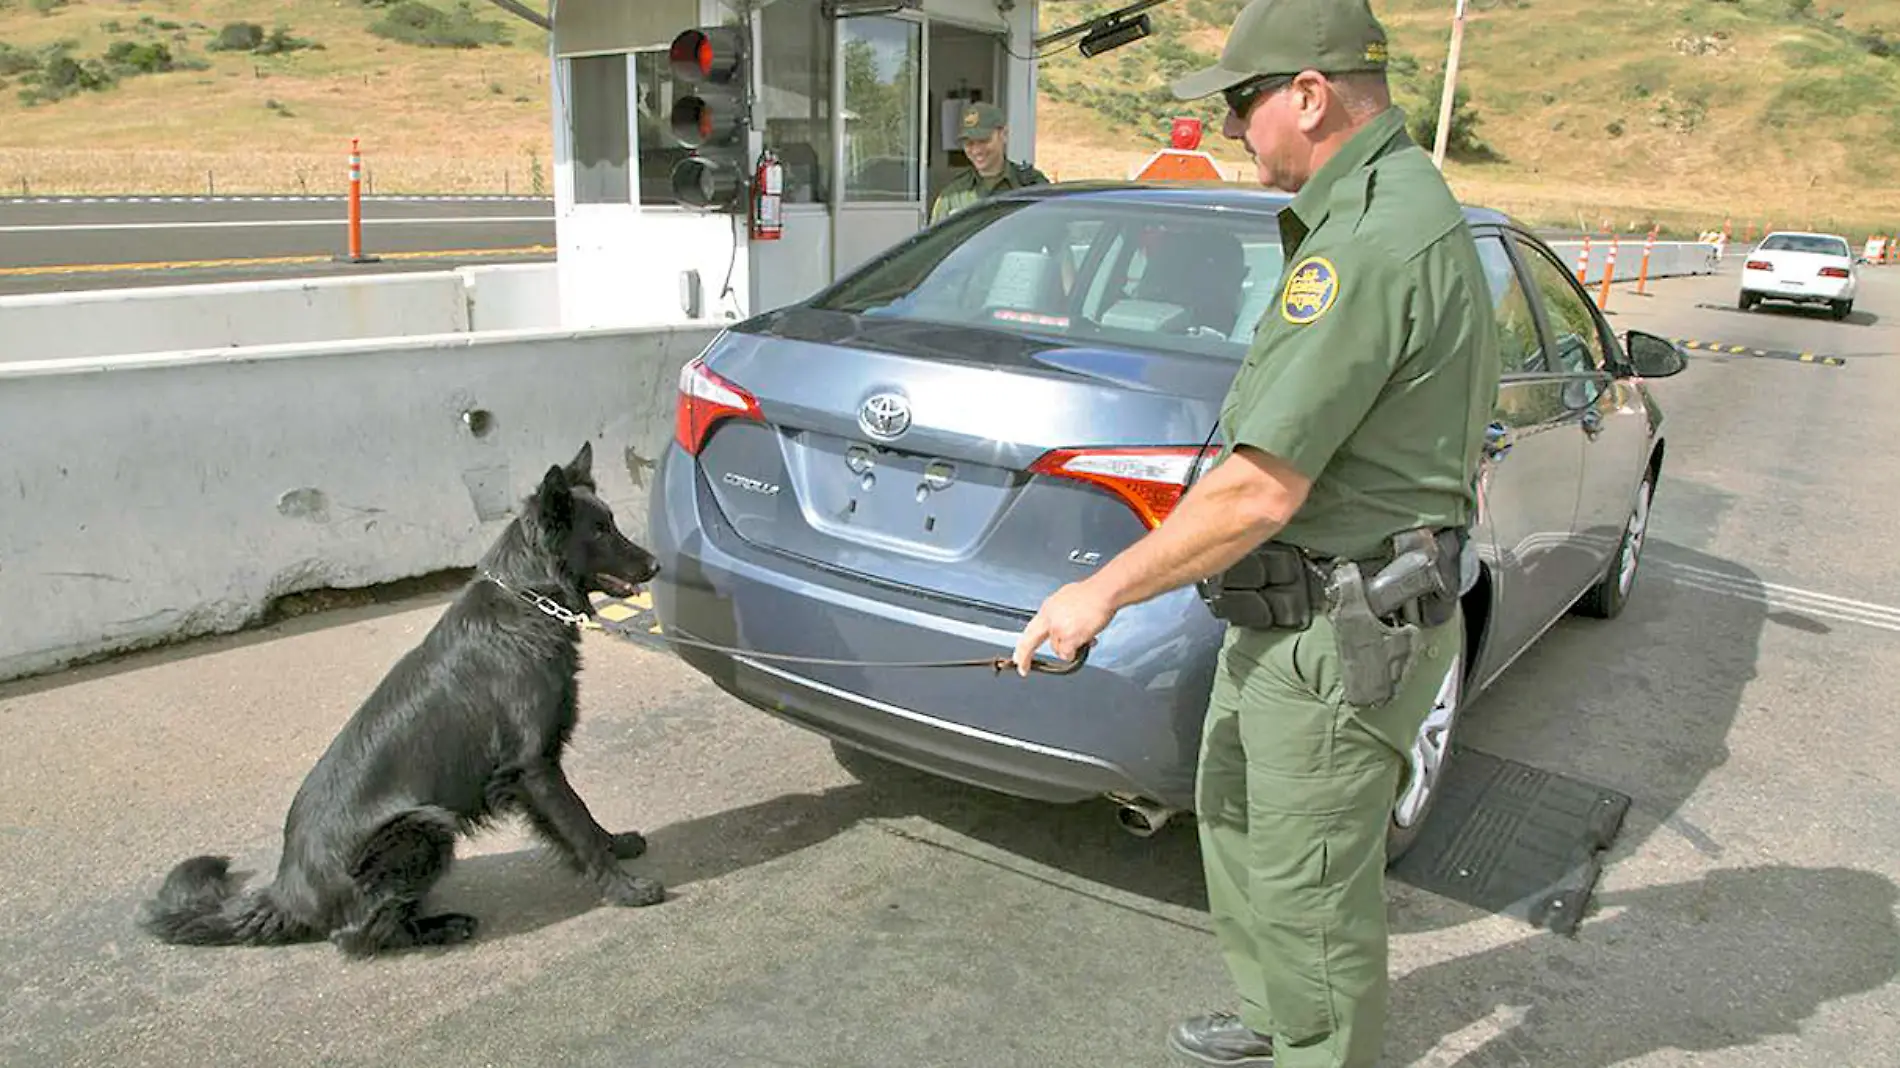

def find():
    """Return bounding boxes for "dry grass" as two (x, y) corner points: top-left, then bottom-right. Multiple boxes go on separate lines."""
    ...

(0, 0), (553, 194)
(1036, 0), (1900, 237)
(2, 0), (1898, 238)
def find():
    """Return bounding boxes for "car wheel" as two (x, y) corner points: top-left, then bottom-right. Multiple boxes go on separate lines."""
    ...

(1575, 469), (1654, 620)
(1738, 291), (1756, 311)
(1386, 635), (1464, 866)
(1832, 300), (1852, 321)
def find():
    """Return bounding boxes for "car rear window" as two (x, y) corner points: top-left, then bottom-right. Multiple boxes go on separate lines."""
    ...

(810, 197), (1287, 361)
(1760, 234), (1850, 257)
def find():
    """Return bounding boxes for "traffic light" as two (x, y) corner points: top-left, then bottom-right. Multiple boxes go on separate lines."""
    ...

(668, 26), (751, 211)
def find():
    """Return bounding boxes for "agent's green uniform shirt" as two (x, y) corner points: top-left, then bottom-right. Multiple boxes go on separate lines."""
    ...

(926, 160), (1048, 224)
(1218, 106), (1502, 561)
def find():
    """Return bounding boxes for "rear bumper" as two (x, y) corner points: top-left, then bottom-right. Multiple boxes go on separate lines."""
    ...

(647, 445), (1217, 810)
(676, 641), (1161, 804)
(1743, 274), (1855, 302)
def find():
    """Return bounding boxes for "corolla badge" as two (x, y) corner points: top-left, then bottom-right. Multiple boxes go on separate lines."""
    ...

(858, 392), (911, 440)
(722, 472), (780, 496)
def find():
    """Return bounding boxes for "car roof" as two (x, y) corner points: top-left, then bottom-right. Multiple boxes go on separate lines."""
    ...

(1761, 230), (1851, 242)
(989, 179), (1525, 231)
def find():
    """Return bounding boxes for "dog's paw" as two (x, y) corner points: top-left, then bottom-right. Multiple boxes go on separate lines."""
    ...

(415, 912), (480, 947)
(610, 831), (648, 860)
(603, 874), (666, 908)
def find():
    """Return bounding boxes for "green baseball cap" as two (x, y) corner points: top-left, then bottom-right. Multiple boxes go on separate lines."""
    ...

(1170, 0), (1391, 101)
(957, 102), (1007, 141)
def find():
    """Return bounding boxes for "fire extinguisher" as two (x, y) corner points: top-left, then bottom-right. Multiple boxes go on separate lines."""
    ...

(752, 149), (783, 241)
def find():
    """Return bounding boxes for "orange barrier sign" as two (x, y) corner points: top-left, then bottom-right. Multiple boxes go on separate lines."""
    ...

(1133, 148), (1227, 182)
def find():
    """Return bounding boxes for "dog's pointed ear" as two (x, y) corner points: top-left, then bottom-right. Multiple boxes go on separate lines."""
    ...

(537, 463), (574, 531)
(564, 441), (596, 489)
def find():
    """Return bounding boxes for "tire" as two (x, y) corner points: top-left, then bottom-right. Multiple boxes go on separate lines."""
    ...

(1575, 469), (1654, 620)
(1386, 633), (1465, 866)
(1832, 300), (1852, 321)
(1738, 291), (1756, 311)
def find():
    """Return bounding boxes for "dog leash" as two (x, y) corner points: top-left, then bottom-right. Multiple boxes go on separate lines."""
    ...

(478, 571), (1090, 676)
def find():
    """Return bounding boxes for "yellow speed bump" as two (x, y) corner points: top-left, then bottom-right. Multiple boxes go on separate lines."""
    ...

(1672, 338), (1844, 368)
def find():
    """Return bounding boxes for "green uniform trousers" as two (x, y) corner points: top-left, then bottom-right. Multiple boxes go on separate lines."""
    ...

(1195, 606), (1460, 1068)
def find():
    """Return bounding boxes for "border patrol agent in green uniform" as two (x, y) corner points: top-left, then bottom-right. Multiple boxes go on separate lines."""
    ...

(927, 102), (1048, 225)
(1009, 1), (1503, 1065)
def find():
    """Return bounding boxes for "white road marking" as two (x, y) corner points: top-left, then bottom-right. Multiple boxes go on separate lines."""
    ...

(1488, 536), (1900, 634)
(0, 215), (552, 233)
(1654, 560), (1900, 634)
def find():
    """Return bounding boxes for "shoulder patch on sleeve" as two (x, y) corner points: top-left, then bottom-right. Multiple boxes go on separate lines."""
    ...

(1281, 255), (1340, 325)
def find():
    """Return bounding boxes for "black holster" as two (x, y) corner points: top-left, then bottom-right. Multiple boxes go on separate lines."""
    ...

(1400, 528), (1466, 629)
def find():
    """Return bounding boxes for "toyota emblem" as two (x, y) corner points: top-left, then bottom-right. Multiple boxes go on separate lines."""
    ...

(858, 392), (911, 440)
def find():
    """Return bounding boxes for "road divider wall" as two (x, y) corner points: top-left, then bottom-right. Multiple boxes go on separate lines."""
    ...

(0, 263), (561, 363)
(1545, 239), (1722, 287)
(0, 322), (720, 682)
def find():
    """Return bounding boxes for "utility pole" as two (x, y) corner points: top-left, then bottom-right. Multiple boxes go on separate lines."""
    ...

(1431, 0), (1467, 171)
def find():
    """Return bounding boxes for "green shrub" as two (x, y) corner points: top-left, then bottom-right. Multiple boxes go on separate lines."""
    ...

(210, 22), (265, 52)
(105, 40), (174, 74)
(369, 1), (510, 49)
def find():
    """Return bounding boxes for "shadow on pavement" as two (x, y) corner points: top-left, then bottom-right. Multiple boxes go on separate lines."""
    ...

(437, 524), (1780, 940)
(1385, 865), (1900, 1066)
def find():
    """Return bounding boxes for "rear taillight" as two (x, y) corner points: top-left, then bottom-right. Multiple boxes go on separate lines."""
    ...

(1820, 266), (1850, 278)
(1029, 446), (1214, 530)
(674, 356), (762, 456)
(1745, 259), (1773, 271)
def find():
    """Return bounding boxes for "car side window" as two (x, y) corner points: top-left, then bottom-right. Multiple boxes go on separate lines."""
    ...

(1474, 235), (1543, 374)
(1511, 235), (1610, 379)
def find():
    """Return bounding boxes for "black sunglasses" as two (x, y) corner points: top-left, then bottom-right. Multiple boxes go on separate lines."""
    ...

(1223, 74), (1295, 118)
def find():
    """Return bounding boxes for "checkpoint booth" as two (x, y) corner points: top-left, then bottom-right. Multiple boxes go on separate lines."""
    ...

(546, 0), (1046, 329)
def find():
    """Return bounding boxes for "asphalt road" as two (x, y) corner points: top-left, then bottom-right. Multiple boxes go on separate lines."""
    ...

(0, 195), (555, 294)
(2, 261), (1897, 1066)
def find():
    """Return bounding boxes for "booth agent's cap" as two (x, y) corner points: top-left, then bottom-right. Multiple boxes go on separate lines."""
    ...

(1170, 0), (1390, 101)
(958, 102), (1007, 140)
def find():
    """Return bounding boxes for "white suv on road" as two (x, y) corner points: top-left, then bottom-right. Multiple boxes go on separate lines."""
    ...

(1739, 230), (1858, 320)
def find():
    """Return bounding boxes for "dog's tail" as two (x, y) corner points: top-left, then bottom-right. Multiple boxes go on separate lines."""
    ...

(136, 855), (315, 947)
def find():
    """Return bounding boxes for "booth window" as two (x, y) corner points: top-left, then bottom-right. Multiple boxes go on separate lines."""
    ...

(632, 50), (685, 207)
(759, 0), (831, 204)
(571, 54), (631, 204)
(842, 16), (921, 202)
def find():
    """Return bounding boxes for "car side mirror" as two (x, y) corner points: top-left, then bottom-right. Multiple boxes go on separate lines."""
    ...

(1624, 330), (1688, 378)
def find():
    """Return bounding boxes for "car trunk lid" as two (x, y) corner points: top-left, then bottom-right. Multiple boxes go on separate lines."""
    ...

(678, 309), (1234, 615)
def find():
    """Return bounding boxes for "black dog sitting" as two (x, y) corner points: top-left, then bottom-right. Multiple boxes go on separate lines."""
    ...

(137, 442), (665, 956)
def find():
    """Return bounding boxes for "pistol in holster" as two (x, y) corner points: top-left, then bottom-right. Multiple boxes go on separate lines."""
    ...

(1201, 527), (1465, 706)
(1323, 527), (1466, 707)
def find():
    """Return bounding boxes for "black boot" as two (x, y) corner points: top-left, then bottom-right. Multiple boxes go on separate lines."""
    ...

(1167, 1011), (1275, 1066)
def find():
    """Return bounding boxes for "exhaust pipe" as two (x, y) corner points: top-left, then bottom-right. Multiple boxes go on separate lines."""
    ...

(1110, 794), (1180, 838)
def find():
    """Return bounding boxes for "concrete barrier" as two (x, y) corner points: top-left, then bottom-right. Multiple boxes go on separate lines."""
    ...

(1544, 239), (1721, 285)
(0, 263), (562, 363)
(0, 322), (720, 682)
(463, 262), (561, 332)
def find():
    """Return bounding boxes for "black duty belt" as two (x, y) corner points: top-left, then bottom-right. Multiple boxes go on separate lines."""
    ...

(1199, 527), (1466, 632)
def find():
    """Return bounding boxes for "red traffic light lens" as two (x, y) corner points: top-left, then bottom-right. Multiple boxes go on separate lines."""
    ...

(670, 96), (723, 147)
(669, 26), (743, 83)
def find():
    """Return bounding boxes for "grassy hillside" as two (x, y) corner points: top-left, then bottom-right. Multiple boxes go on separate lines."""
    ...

(1039, 0), (1900, 235)
(0, 0), (553, 195)
(1, 0), (1896, 237)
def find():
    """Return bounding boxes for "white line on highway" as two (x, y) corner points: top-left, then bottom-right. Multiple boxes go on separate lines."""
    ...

(1654, 560), (1900, 634)
(0, 216), (553, 233)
